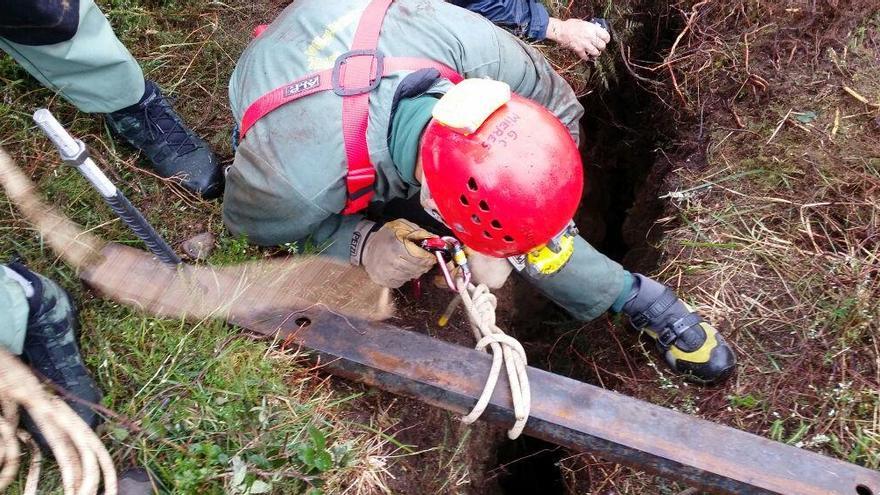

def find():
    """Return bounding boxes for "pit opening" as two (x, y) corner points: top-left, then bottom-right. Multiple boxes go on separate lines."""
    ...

(494, 5), (681, 493)
(294, 317), (311, 328)
(496, 437), (564, 494)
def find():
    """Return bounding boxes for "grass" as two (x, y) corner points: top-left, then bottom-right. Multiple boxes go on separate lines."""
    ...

(0, 1), (397, 493)
(3, 299), (397, 493)
(644, 0), (880, 473)
(2, 0), (879, 493)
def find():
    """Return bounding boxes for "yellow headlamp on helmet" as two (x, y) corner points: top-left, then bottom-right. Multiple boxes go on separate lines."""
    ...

(509, 221), (578, 277)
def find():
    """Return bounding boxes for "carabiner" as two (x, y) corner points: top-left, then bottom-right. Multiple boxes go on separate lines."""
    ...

(420, 236), (471, 291)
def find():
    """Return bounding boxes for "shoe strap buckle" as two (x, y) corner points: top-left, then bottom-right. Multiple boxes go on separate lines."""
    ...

(659, 313), (703, 348)
(630, 313), (649, 329)
(657, 327), (678, 348)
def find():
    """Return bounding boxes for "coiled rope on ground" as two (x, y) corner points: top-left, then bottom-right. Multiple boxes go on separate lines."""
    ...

(0, 347), (117, 495)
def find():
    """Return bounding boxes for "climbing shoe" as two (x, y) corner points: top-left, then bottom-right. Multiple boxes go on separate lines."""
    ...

(5, 261), (102, 443)
(106, 80), (223, 199)
(621, 273), (736, 384)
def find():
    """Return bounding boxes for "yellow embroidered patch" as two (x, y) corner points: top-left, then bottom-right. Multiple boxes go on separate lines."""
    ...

(306, 11), (359, 71)
(526, 234), (575, 276)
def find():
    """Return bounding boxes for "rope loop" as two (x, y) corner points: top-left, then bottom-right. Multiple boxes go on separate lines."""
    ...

(0, 347), (117, 495)
(455, 278), (531, 439)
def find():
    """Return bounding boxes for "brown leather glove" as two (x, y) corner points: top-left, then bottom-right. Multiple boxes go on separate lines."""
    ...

(352, 219), (437, 288)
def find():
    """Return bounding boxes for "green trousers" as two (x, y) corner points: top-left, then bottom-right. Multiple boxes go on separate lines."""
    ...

(519, 235), (633, 321)
(0, 0), (145, 113)
(0, 267), (29, 355)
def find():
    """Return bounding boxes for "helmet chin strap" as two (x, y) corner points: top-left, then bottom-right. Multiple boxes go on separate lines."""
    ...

(419, 175), (447, 226)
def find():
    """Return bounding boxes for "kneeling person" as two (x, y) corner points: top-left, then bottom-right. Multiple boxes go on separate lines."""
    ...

(223, 0), (734, 383)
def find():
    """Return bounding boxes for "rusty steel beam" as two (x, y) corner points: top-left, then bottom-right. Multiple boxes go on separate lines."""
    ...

(236, 308), (880, 495)
(72, 243), (879, 494)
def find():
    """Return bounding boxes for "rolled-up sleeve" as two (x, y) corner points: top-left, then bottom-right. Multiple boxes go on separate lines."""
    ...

(450, 0), (550, 40)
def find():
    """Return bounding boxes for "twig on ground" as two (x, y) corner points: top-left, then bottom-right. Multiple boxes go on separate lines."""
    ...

(766, 108), (793, 144)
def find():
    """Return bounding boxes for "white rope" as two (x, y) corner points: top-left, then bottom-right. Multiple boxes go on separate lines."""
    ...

(0, 347), (117, 495)
(455, 279), (531, 439)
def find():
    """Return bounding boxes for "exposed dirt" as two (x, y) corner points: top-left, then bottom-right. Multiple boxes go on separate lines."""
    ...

(373, 1), (880, 493)
(4, 0), (867, 492)
(525, 0), (880, 493)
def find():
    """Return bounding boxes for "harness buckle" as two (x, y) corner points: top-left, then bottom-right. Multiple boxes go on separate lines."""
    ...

(332, 49), (385, 96)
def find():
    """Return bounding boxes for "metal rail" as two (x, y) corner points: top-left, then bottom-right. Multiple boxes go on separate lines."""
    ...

(236, 308), (880, 495)
(77, 244), (880, 495)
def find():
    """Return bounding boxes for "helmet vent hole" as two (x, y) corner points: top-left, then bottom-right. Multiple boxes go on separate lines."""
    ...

(460, 195), (469, 206)
(490, 219), (502, 229)
(471, 214), (481, 224)
(483, 230), (493, 239)
(479, 200), (490, 212)
(467, 177), (478, 191)
(503, 235), (514, 243)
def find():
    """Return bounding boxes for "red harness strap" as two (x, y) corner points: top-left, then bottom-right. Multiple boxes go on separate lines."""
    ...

(239, 0), (463, 214)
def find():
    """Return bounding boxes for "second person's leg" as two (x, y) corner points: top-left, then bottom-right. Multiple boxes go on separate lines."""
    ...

(0, 0), (223, 198)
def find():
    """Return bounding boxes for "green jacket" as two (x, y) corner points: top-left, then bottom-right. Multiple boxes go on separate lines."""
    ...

(224, 0), (583, 258)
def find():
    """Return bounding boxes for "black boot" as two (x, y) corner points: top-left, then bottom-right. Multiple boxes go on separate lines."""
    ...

(621, 274), (736, 384)
(106, 80), (224, 199)
(118, 467), (158, 495)
(5, 261), (102, 443)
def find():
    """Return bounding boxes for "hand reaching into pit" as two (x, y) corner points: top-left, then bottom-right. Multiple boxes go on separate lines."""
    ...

(545, 18), (611, 61)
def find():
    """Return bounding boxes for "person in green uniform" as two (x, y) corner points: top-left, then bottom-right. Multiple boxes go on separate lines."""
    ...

(223, 0), (736, 384)
(0, 0), (223, 198)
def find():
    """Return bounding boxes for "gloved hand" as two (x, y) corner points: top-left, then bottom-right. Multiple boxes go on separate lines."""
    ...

(466, 248), (513, 289)
(356, 219), (437, 288)
(545, 17), (611, 61)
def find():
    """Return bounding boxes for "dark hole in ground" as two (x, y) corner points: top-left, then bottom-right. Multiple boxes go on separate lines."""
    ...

(495, 437), (565, 495)
(495, 80), (671, 492)
(495, 9), (681, 494)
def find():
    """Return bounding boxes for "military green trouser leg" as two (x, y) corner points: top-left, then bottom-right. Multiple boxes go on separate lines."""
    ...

(0, 0), (145, 113)
(516, 235), (633, 322)
(0, 266), (30, 355)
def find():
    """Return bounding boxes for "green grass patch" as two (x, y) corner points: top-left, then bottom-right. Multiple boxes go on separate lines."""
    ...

(0, 0), (396, 492)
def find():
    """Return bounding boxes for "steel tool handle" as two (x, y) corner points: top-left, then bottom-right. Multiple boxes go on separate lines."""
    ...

(33, 108), (181, 265)
(33, 109), (81, 159)
(104, 191), (182, 265)
(34, 109), (117, 196)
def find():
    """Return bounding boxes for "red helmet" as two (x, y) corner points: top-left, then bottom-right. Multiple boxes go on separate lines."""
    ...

(420, 89), (584, 257)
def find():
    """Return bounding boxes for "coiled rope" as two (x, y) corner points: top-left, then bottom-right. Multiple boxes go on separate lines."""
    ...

(0, 347), (117, 495)
(455, 280), (531, 439)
